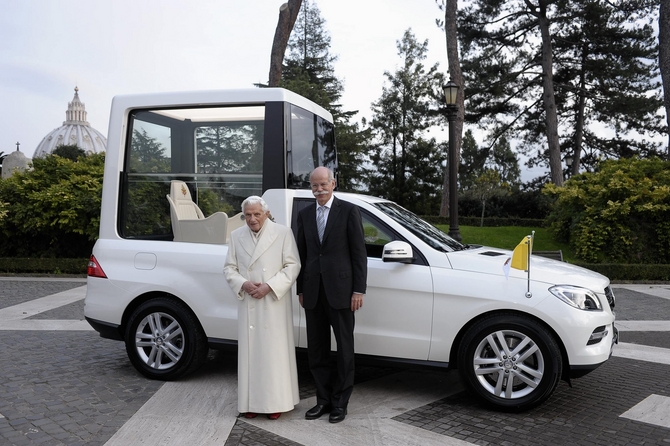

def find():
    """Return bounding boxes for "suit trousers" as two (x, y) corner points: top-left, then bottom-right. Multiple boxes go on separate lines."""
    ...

(305, 277), (355, 409)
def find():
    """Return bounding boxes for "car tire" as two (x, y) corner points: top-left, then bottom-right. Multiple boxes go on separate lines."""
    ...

(124, 297), (208, 381)
(457, 312), (562, 412)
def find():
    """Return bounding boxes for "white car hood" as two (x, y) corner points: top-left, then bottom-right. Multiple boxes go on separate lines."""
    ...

(446, 246), (610, 291)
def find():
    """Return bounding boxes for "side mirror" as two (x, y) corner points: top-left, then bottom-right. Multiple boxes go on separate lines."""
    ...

(382, 241), (413, 264)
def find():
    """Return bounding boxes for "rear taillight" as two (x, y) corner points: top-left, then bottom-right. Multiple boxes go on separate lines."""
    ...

(87, 255), (107, 278)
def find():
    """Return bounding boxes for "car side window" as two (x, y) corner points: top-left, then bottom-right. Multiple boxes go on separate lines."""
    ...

(361, 212), (393, 259)
(290, 198), (427, 265)
(360, 212), (395, 259)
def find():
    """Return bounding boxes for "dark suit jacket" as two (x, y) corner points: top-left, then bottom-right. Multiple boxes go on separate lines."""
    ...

(296, 196), (368, 310)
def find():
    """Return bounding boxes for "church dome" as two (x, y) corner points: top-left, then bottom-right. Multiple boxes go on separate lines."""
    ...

(33, 87), (107, 158)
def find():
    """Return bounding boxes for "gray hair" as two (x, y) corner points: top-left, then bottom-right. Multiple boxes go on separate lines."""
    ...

(241, 196), (269, 213)
(310, 167), (335, 182)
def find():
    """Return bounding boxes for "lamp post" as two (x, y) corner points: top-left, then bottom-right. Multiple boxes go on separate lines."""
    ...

(565, 154), (573, 179)
(443, 79), (462, 242)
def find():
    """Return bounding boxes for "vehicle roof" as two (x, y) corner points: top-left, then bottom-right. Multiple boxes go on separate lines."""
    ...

(110, 88), (333, 122)
(289, 188), (392, 205)
(334, 191), (391, 204)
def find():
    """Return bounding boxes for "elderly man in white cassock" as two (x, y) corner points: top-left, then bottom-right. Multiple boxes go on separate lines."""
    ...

(224, 195), (301, 420)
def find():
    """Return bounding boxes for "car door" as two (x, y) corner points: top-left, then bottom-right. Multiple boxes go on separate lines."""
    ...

(354, 209), (434, 360)
(291, 199), (434, 360)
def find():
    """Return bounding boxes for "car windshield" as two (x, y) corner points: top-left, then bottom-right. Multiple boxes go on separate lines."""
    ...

(372, 202), (464, 252)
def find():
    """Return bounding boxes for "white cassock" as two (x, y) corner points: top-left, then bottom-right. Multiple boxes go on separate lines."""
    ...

(223, 219), (301, 413)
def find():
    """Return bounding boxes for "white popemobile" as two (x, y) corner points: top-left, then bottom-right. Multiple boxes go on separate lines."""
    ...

(84, 88), (617, 412)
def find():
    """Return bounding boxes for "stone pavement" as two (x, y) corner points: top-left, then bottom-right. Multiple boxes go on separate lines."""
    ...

(1, 278), (670, 445)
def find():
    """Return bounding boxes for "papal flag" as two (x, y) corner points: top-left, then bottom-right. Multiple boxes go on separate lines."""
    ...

(511, 236), (533, 271)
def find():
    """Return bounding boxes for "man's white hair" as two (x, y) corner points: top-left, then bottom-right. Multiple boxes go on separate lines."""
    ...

(241, 195), (269, 213)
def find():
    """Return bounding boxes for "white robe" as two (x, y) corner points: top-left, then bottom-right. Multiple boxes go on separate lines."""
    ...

(223, 219), (301, 413)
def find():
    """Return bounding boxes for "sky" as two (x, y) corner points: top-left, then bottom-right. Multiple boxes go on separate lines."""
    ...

(0, 0), (546, 179)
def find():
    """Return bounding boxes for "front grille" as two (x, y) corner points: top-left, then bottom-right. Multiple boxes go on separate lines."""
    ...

(604, 286), (616, 310)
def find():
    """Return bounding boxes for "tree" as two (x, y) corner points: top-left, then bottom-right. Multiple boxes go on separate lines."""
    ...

(282, 0), (342, 110)
(196, 125), (263, 174)
(468, 169), (509, 226)
(459, 0), (563, 185)
(52, 144), (86, 161)
(553, 0), (663, 175)
(458, 0), (663, 184)
(459, 129), (488, 190)
(367, 29), (445, 212)
(129, 128), (170, 173)
(334, 118), (370, 192)
(660, 0), (670, 155)
(488, 135), (521, 188)
(281, 0), (367, 190)
(0, 153), (104, 258)
(268, 0), (303, 87)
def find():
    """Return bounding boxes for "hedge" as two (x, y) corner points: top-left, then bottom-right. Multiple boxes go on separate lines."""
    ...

(572, 263), (670, 282)
(0, 258), (88, 275)
(421, 216), (546, 227)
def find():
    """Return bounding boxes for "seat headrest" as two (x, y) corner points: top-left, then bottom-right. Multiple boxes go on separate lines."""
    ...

(170, 181), (193, 202)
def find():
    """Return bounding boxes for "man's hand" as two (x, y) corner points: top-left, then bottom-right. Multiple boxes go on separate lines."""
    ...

(243, 281), (269, 299)
(250, 283), (271, 299)
(351, 293), (364, 312)
(242, 281), (258, 295)
(299, 293), (304, 308)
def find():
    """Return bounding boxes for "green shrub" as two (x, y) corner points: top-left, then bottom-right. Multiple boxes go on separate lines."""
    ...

(544, 158), (670, 264)
(0, 153), (104, 258)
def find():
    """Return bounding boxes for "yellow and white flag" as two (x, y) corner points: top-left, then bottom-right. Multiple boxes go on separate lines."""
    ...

(511, 235), (533, 271)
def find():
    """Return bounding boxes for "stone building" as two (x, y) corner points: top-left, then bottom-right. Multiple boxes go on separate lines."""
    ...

(1, 150), (30, 179)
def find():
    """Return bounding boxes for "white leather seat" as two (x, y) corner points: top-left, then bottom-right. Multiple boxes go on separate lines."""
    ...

(166, 180), (228, 244)
(225, 211), (246, 243)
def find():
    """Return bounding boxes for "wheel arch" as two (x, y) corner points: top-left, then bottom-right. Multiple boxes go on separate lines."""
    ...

(120, 291), (204, 341)
(448, 309), (570, 381)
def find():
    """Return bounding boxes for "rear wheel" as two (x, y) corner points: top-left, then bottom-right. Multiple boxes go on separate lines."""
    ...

(458, 313), (562, 411)
(125, 297), (207, 380)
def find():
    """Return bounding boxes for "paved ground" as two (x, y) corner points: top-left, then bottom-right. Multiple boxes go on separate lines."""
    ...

(1, 278), (670, 445)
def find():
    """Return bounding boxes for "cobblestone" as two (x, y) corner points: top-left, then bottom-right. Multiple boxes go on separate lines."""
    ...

(0, 329), (162, 446)
(394, 356), (670, 445)
(0, 279), (84, 309)
(1, 280), (669, 445)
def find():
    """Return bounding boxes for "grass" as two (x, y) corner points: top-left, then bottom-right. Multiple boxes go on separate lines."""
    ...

(435, 225), (576, 263)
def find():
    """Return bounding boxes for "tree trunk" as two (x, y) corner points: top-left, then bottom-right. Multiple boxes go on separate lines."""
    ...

(268, 0), (303, 87)
(660, 0), (670, 157)
(440, 0), (465, 217)
(480, 199), (485, 227)
(537, 0), (563, 186)
(572, 48), (588, 176)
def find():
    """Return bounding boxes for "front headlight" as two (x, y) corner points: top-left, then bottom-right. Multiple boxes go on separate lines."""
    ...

(549, 285), (603, 311)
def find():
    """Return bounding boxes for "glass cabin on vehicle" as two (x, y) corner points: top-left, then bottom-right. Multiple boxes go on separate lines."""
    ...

(110, 88), (336, 241)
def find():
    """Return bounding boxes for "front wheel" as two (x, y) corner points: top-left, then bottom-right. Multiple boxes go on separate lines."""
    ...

(458, 313), (562, 412)
(125, 297), (207, 380)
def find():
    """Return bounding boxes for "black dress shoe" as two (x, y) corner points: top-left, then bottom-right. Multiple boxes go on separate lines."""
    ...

(305, 404), (332, 420)
(329, 407), (347, 423)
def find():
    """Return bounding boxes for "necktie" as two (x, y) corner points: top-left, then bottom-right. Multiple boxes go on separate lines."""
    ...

(317, 206), (327, 242)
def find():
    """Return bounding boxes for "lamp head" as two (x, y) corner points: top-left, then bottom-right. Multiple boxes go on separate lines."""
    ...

(443, 80), (459, 106)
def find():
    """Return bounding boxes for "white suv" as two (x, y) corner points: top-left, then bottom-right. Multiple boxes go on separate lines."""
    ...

(84, 88), (617, 411)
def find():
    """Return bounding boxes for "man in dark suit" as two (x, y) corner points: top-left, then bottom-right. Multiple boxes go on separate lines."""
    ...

(296, 166), (367, 424)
